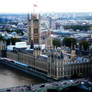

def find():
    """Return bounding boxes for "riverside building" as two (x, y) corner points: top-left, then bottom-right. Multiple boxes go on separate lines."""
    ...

(2, 13), (92, 81)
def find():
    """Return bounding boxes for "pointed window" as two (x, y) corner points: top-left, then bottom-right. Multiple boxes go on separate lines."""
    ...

(34, 28), (38, 34)
(34, 39), (39, 44)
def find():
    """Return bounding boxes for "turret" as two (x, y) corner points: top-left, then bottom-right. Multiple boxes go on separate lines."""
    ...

(45, 28), (53, 49)
(48, 49), (64, 79)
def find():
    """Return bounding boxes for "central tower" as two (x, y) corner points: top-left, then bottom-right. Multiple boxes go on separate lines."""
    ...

(27, 13), (41, 47)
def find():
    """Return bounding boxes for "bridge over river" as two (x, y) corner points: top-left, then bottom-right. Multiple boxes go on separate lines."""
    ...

(0, 79), (92, 92)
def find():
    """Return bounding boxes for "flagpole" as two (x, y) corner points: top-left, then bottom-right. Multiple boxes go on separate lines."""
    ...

(33, 4), (38, 14)
(33, 4), (35, 14)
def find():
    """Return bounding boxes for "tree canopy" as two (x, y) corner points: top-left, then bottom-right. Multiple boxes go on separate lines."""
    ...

(79, 40), (91, 51)
(6, 38), (21, 45)
(0, 35), (21, 45)
(0, 35), (5, 41)
(53, 39), (61, 47)
(64, 25), (91, 31)
(63, 37), (77, 48)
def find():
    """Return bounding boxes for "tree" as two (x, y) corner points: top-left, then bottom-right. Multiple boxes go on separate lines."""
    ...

(6, 29), (24, 36)
(79, 41), (91, 51)
(6, 38), (21, 45)
(53, 39), (61, 47)
(63, 37), (77, 48)
(64, 25), (91, 31)
(0, 35), (5, 41)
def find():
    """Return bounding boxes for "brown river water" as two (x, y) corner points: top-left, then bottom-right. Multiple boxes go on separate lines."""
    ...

(0, 64), (46, 89)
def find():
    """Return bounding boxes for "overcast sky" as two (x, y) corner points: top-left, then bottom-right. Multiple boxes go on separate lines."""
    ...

(0, 0), (92, 13)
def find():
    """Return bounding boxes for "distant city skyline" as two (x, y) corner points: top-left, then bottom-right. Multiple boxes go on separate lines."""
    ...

(0, 0), (92, 13)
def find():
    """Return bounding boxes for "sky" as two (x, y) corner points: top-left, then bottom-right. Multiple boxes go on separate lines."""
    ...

(0, 0), (92, 13)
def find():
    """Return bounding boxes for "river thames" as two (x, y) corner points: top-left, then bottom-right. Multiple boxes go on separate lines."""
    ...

(0, 64), (46, 89)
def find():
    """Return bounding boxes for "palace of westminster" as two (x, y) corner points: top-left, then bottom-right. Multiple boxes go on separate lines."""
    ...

(0, 13), (92, 80)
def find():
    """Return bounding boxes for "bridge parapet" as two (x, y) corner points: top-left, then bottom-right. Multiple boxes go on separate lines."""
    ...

(0, 79), (91, 92)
